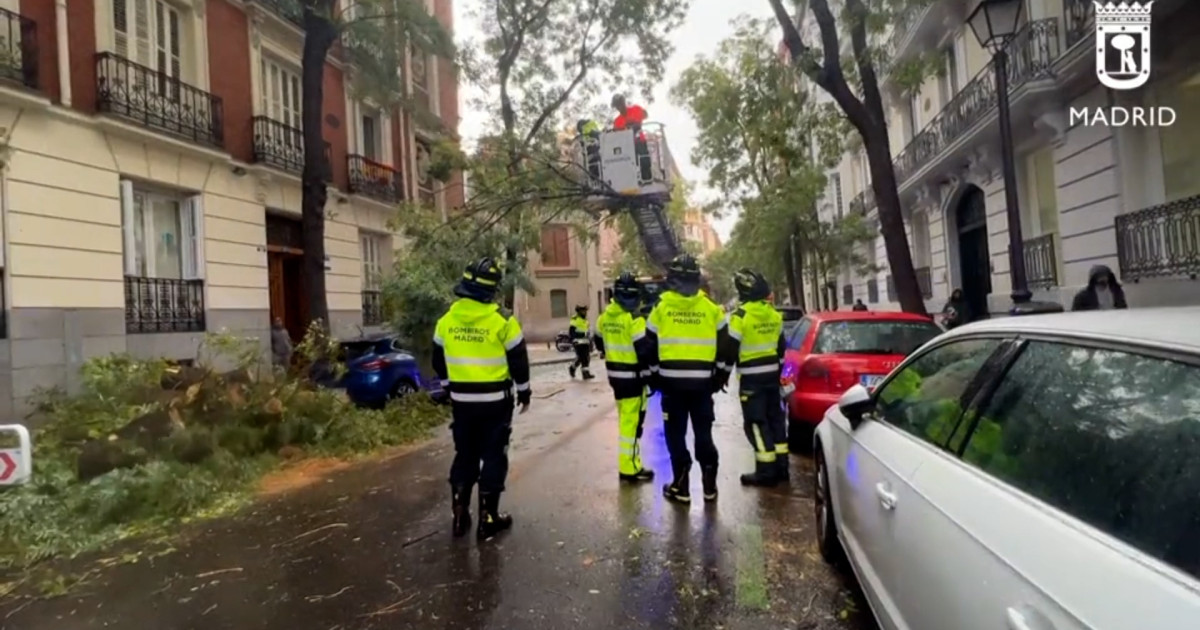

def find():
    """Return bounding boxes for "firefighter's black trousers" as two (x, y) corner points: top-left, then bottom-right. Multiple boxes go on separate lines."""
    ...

(449, 397), (514, 493)
(740, 386), (786, 463)
(572, 344), (591, 370)
(661, 390), (718, 475)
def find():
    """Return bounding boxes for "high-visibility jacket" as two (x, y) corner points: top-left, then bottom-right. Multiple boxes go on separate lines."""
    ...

(432, 298), (531, 403)
(594, 301), (651, 399)
(569, 315), (591, 346)
(725, 300), (786, 391)
(646, 290), (728, 393)
(579, 119), (601, 137)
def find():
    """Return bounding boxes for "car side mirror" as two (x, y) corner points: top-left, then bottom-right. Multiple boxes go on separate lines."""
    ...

(838, 384), (874, 428)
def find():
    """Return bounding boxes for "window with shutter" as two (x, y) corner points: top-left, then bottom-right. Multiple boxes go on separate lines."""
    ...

(540, 226), (571, 267)
(119, 181), (201, 280)
(261, 57), (302, 130)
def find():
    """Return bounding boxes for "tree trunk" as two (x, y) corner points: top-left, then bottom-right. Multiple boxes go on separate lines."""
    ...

(300, 11), (338, 332)
(862, 123), (925, 315)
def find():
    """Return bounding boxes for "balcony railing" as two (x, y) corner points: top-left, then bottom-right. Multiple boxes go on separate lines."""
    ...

(893, 19), (1059, 186)
(96, 53), (224, 148)
(1116, 195), (1200, 282)
(252, 116), (331, 180)
(0, 8), (37, 89)
(849, 189), (875, 215)
(124, 276), (206, 334)
(362, 290), (383, 326)
(257, 0), (303, 27)
(916, 266), (933, 299)
(1064, 0), (1094, 49)
(348, 155), (403, 203)
(1022, 233), (1059, 289)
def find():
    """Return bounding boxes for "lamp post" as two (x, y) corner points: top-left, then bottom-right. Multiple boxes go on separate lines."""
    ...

(967, 0), (1064, 316)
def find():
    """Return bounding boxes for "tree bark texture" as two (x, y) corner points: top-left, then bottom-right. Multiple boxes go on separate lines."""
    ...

(300, 11), (338, 331)
(767, 0), (927, 315)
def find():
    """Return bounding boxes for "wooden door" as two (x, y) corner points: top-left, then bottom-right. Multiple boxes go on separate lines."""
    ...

(268, 252), (286, 325)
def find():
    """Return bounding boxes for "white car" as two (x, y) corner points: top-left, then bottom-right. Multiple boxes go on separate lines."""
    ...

(812, 307), (1200, 630)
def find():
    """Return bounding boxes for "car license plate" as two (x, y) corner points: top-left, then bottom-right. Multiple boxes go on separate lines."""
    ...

(860, 374), (885, 389)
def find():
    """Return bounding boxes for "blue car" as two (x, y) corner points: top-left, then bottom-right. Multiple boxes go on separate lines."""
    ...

(337, 334), (441, 408)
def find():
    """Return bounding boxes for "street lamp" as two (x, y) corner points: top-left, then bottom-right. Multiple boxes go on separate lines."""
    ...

(967, 0), (1064, 316)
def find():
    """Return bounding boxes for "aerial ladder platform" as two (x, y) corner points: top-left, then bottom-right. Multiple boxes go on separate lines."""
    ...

(568, 123), (681, 271)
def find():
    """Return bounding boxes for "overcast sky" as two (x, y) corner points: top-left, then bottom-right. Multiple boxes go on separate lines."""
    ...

(452, 1), (781, 243)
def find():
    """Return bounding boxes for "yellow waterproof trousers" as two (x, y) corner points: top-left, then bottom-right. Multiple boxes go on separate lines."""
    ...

(616, 389), (648, 475)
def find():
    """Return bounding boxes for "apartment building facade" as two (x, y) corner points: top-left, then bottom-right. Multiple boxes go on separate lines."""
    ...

(0, 0), (461, 418)
(805, 0), (1199, 317)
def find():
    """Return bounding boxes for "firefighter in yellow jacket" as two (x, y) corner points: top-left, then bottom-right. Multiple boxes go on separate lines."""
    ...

(568, 305), (595, 380)
(647, 254), (730, 504)
(723, 269), (789, 486)
(433, 257), (531, 540)
(592, 272), (655, 482)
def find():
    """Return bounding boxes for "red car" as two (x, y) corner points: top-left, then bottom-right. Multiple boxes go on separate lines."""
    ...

(783, 310), (942, 444)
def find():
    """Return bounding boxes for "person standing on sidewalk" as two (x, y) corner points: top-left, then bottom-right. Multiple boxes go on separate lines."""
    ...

(432, 257), (531, 540)
(646, 254), (730, 504)
(593, 272), (655, 483)
(568, 305), (595, 380)
(723, 269), (789, 487)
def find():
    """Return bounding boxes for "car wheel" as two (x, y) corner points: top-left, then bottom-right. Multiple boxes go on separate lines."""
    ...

(814, 445), (845, 567)
(788, 420), (814, 454)
(390, 380), (417, 399)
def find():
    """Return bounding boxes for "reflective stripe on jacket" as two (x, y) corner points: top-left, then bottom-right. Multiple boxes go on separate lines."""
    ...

(569, 315), (590, 345)
(433, 298), (528, 403)
(597, 301), (648, 398)
(647, 290), (726, 392)
(726, 300), (785, 390)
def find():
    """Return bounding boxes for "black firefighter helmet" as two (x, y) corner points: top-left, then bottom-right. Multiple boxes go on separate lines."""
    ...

(734, 268), (770, 303)
(454, 257), (503, 302)
(612, 272), (642, 312)
(666, 254), (702, 296)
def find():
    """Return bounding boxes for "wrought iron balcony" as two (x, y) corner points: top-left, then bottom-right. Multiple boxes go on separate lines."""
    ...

(251, 116), (331, 180)
(96, 53), (224, 148)
(362, 290), (383, 326)
(348, 155), (403, 203)
(124, 276), (206, 334)
(1022, 233), (1059, 289)
(915, 266), (933, 299)
(849, 189), (876, 215)
(256, 0), (304, 27)
(1116, 195), (1200, 282)
(893, 19), (1059, 187)
(1064, 0), (1094, 49)
(0, 8), (37, 89)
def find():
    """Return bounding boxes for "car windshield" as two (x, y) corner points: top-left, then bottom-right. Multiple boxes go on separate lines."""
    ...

(813, 319), (941, 356)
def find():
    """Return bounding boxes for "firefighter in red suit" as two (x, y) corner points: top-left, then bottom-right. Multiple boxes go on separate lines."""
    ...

(611, 94), (652, 182)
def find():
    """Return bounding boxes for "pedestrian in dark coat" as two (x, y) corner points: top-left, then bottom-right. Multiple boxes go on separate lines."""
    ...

(941, 289), (970, 329)
(1071, 265), (1128, 311)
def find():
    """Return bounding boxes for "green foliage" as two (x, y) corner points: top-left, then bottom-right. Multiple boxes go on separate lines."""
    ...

(0, 330), (448, 573)
(672, 15), (870, 300)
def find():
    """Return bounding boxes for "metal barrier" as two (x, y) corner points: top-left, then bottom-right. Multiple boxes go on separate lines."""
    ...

(0, 424), (31, 486)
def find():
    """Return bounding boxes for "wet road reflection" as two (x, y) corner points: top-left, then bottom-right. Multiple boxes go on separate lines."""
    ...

(2, 365), (875, 630)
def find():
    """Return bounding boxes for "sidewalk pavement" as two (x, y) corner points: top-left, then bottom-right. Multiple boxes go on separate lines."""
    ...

(528, 345), (580, 366)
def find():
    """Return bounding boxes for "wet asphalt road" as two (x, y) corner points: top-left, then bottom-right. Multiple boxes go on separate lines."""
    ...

(2, 364), (875, 630)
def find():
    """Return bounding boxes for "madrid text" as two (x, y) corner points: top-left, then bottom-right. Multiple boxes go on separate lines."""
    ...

(1069, 106), (1177, 127)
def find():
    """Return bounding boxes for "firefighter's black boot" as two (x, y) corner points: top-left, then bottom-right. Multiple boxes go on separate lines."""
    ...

(662, 469), (691, 504)
(619, 467), (655, 483)
(776, 457), (790, 483)
(701, 465), (719, 502)
(569, 364), (577, 379)
(740, 461), (780, 487)
(451, 483), (473, 538)
(582, 368), (595, 380)
(476, 491), (513, 540)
